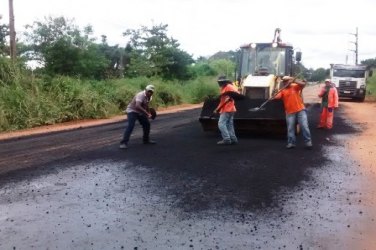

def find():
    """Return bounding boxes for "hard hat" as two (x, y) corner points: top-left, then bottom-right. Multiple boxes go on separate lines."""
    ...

(217, 75), (231, 83)
(325, 79), (331, 82)
(145, 84), (155, 92)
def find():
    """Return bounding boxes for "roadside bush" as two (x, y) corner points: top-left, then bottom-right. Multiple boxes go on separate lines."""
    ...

(0, 107), (9, 130)
(0, 57), (23, 85)
(182, 77), (219, 103)
(0, 74), (221, 132)
(45, 76), (119, 121)
(153, 83), (182, 107)
(367, 74), (376, 99)
(112, 82), (139, 111)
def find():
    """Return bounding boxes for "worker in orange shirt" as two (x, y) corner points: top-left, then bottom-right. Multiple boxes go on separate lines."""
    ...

(317, 79), (339, 129)
(213, 76), (239, 145)
(274, 76), (313, 149)
(233, 78), (242, 92)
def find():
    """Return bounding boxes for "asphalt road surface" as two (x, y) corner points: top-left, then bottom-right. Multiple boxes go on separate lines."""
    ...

(0, 97), (374, 249)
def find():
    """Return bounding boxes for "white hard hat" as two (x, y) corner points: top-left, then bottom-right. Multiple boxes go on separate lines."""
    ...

(325, 79), (331, 82)
(145, 84), (155, 92)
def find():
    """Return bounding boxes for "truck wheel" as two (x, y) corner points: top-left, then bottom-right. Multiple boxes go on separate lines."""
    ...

(358, 96), (365, 102)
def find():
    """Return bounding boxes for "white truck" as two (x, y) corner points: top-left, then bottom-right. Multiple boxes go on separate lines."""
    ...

(330, 64), (373, 102)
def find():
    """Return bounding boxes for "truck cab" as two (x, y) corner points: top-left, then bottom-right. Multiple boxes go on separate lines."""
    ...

(330, 64), (373, 102)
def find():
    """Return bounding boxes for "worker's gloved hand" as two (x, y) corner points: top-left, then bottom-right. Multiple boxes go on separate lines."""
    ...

(213, 109), (219, 114)
(327, 107), (333, 112)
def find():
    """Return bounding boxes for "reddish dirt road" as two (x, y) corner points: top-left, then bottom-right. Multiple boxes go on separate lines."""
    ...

(306, 84), (376, 249)
(340, 101), (376, 249)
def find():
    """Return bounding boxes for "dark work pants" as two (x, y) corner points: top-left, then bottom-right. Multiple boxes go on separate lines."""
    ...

(120, 112), (150, 144)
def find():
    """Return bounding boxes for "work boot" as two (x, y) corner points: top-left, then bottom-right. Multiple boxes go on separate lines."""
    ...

(119, 143), (128, 149)
(286, 143), (296, 149)
(305, 141), (313, 149)
(231, 140), (238, 145)
(217, 140), (231, 145)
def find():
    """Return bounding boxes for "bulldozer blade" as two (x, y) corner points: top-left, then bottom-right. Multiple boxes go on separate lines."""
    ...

(199, 96), (287, 135)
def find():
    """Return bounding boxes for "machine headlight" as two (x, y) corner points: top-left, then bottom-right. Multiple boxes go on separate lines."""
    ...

(360, 84), (366, 89)
(250, 43), (257, 49)
(272, 42), (278, 48)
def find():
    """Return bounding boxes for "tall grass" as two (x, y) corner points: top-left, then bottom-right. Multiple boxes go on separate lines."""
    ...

(367, 73), (376, 99)
(0, 64), (220, 132)
(181, 76), (219, 103)
(0, 57), (23, 85)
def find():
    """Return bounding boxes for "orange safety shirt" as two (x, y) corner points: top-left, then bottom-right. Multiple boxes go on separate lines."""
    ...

(274, 83), (305, 114)
(318, 85), (339, 108)
(218, 84), (238, 113)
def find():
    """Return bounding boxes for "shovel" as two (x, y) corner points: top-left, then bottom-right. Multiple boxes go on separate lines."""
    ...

(249, 83), (290, 112)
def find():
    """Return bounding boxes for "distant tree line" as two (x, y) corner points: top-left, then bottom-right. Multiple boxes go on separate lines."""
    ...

(0, 16), (238, 82)
(1, 15), (376, 83)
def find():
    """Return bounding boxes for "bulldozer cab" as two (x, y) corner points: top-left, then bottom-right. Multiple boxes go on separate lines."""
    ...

(237, 42), (295, 99)
(239, 43), (293, 77)
(199, 31), (301, 135)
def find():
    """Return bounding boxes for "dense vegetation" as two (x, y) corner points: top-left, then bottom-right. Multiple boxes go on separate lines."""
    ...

(0, 57), (225, 131)
(0, 17), (235, 132)
(367, 73), (376, 99)
(1, 16), (375, 132)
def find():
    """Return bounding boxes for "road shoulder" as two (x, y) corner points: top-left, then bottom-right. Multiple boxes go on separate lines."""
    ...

(0, 104), (202, 141)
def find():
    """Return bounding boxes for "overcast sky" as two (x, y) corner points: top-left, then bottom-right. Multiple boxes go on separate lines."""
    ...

(1, 0), (376, 69)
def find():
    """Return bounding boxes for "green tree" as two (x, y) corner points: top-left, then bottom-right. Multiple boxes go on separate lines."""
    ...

(123, 23), (194, 80)
(0, 24), (9, 56)
(190, 61), (217, 77)
(209, 59), (236, 78)
(23, 16), (109, 79)
(99, 35), (125, 78)
(310, 67), (329, 82)
(361, 58), (376, 68)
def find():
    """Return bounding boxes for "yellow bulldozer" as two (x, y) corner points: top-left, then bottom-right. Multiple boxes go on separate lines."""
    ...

(199, 28), (302, 134)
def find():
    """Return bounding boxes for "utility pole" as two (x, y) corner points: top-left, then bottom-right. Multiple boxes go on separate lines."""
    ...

(9, 0), (16, 61)
(349, 27), (358, 65)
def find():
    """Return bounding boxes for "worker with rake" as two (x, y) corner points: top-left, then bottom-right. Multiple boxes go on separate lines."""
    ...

(274, 76), (313, 149)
